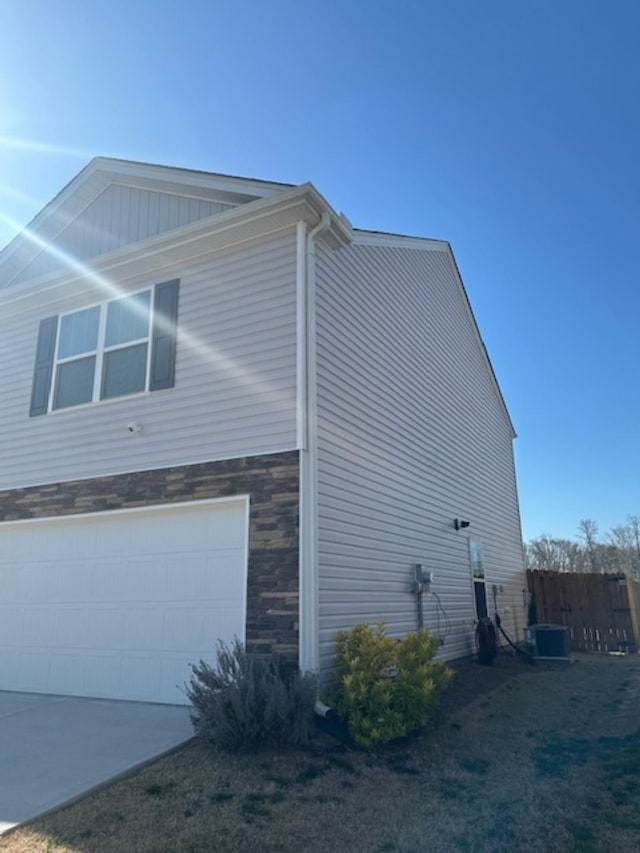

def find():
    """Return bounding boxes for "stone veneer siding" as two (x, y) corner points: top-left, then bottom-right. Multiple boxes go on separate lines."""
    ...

(0, 451), (300, 661)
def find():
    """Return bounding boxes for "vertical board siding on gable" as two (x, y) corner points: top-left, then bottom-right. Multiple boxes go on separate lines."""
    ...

(0, 229), (298, 489)
(315, 242), (525, 676)
(10, 185), (233, 286)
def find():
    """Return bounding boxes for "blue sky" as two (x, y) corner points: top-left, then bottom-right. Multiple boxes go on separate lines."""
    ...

(1, 0), (638, 542)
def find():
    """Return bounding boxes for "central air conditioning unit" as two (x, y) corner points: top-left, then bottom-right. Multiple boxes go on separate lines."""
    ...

(525, 624), (571, 662)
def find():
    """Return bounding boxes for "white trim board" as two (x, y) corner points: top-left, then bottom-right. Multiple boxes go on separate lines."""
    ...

(0, 494), (250, 528)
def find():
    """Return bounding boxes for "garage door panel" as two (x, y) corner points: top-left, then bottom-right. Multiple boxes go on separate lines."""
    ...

(0, 609), (23, 644)
(2, 564), (27, 601)
(31, 524), (97, 560)
(23, 609), (57, 646)
(11, 653), (50, 691)
(121, 557), (162, 600)
(161, 605), (242, 652)
(93, 523), (133, 558)
(85, 655), (121, 695)
(0, 499), (248, 704)
(54, 608), (90, 646)
(31, 565), (61, 602)
(164, 550), (244, 600)
(57, 562), (93, 601)
(11, 565), (37, 602)
(162, 659), (192, 700)
(162, 607), (206, 651)
(16, 562), (89, 603)
(163, 556), (203, 599)
(122, 609), (165, 650)
(0, 654), (20, 686)
(86, 610), (124, 648)
(200, 605), (245, 646)
(89, 560), (133, 601)
(120, 656), (163, 700)
(49, 654), (86, 692)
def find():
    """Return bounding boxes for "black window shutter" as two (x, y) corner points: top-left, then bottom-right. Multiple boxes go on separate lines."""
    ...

(149, 279), (180, 391)
(29, 316), (58, 416)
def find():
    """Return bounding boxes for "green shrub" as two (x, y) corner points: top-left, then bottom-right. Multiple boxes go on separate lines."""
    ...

(327, 621), (453, 749)
(187, 639), (317, 751)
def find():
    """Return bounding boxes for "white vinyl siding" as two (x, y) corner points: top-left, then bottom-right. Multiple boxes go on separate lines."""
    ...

(314, 240), (525, 677)
(0, 228), (298, 489)
(10, 184), (235, 286)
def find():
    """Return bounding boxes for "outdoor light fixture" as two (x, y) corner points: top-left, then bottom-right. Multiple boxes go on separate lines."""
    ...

(454, 518), (470, 530)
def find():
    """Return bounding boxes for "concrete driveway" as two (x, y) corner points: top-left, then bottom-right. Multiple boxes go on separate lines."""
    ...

(0, 691), (193, 834)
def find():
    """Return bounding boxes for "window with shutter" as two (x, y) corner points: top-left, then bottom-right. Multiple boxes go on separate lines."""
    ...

(29, 279), (179, 416)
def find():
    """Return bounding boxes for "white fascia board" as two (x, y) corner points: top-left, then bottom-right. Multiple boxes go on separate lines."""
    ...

(0, 184), (352, 313)
(90, 157), (293, 198)
(353, 229), (449, 251)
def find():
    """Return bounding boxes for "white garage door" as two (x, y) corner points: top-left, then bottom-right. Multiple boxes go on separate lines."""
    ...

(0, 498), (248, 704)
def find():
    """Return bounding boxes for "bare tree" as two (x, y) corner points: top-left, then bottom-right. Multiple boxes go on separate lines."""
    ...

(526, 513), (640, 577)
(526, 535), (584, 573)
(609, 516), (640, 579)
(628, 515), (640, 573)
(578, 518), (600, 573)
(610, 525), (635, 574)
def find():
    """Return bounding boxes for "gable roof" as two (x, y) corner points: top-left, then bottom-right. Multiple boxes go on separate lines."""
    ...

(1, 159), (514, 438)
(0, 158), (294, 289)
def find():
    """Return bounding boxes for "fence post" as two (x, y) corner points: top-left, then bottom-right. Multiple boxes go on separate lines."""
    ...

(625, 577), (640, 654)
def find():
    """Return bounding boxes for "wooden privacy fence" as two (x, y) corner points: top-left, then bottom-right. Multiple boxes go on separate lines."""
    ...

(526, 570), (640, 653)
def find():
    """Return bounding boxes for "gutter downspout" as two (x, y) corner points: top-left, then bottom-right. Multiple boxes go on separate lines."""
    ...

(298, 212), (331, 676)
(296, 222), (307, 452)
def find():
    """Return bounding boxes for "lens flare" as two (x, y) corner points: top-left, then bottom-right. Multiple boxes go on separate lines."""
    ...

(0, 209), (295, 412)
(0, 135), (94, 159)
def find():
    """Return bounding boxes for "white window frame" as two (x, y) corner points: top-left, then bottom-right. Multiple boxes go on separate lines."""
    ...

(49, 287), (153, 412)
(469, 539), (488, 620)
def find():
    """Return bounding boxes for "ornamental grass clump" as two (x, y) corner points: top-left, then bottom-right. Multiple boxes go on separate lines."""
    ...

(187, 639), (317, 752)
(328, 621), (453, 749)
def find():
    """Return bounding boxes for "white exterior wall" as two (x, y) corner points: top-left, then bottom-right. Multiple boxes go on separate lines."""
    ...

(11, 185), (234, 286)
(314, 238), (526, 675)
(0, 228), (298, 489)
